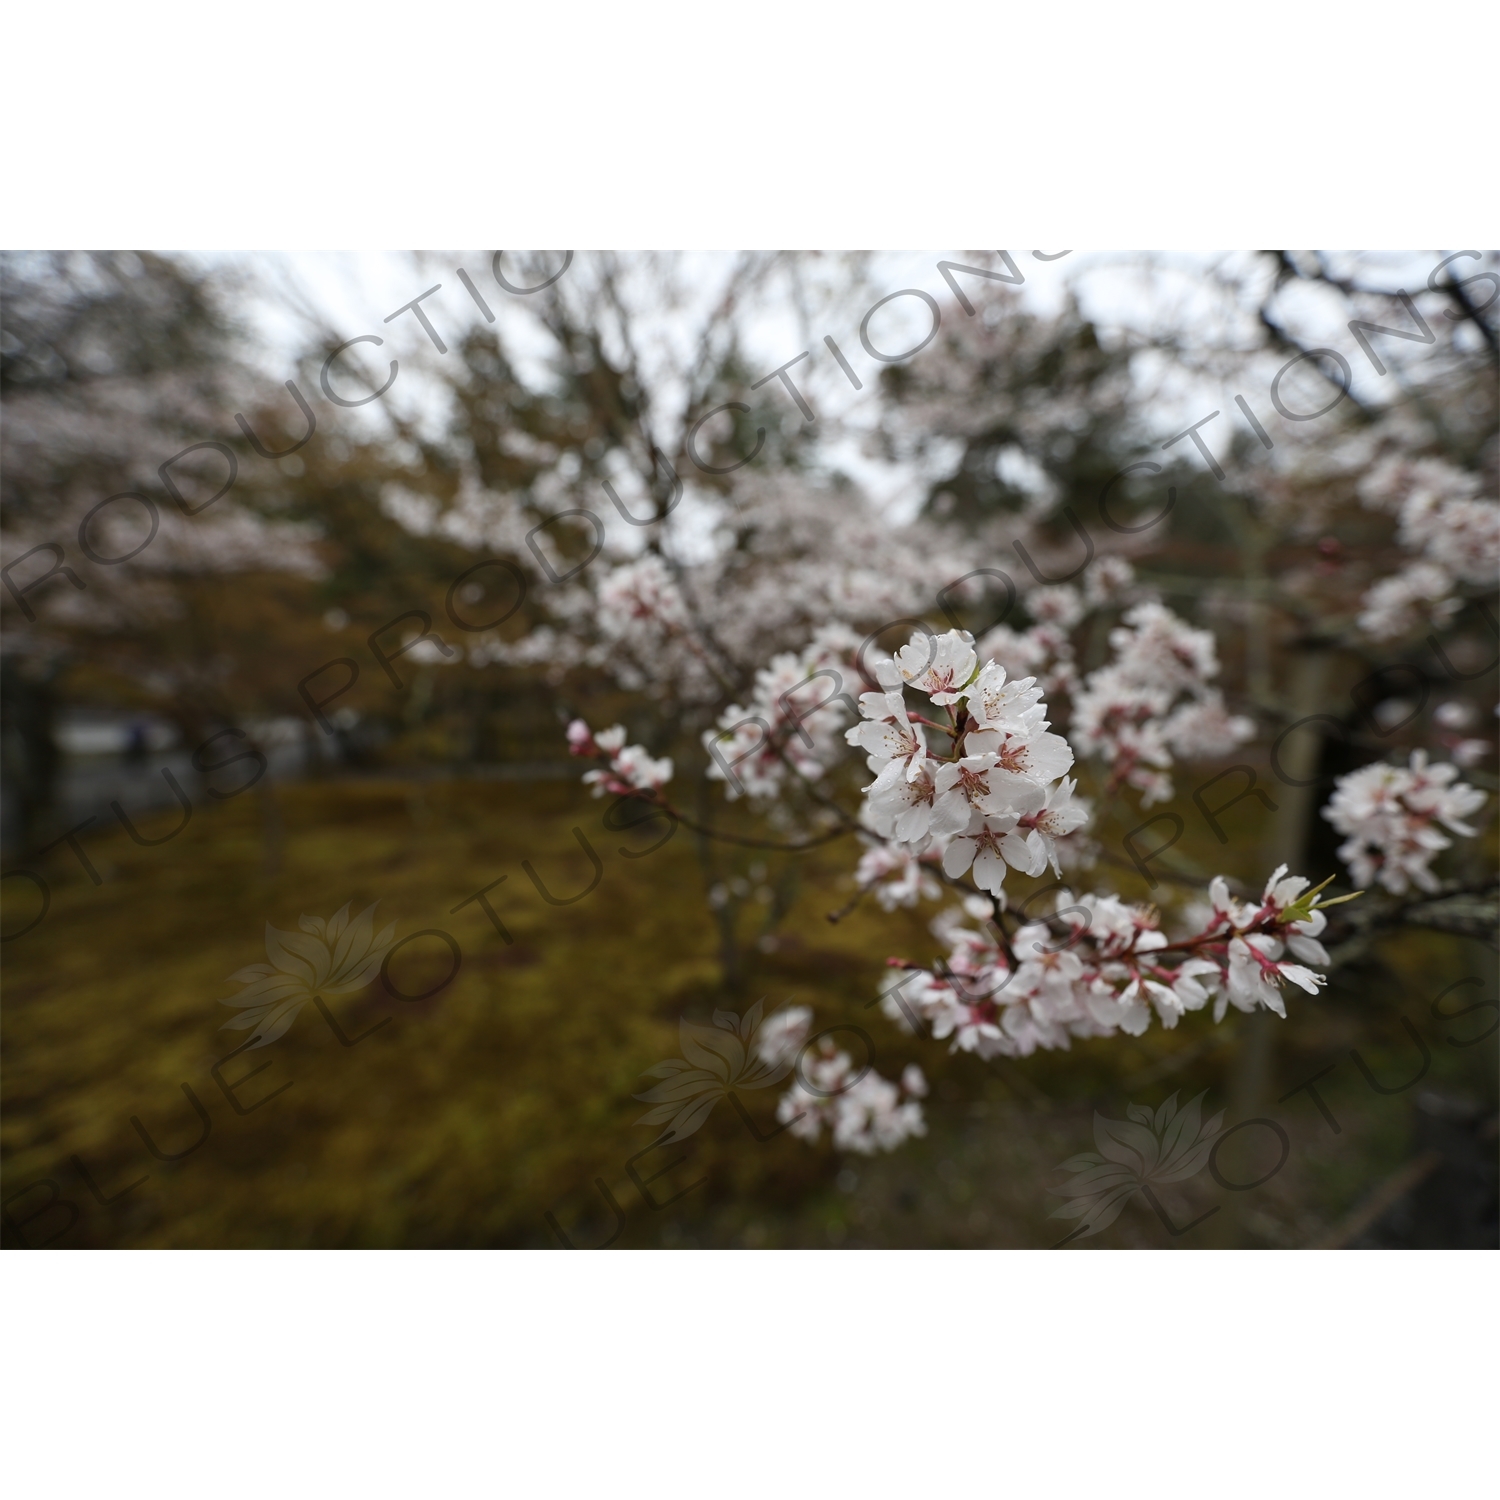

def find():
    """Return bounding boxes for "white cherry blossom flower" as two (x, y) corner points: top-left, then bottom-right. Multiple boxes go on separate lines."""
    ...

(940, 803), (1040, 894)
(754, 1004), (814, 1069)
(703, 627), (859, 800)
(1170, 958), (1221, 1013)
(1070, 601), (1250, 805)
(1024, 777), (1090, 874)
(1027, 584), (1085, 629)
(1356, 456), (1499, 639)
(889, 866), (1340, 1063)
(855, 842), (942, 910)
(894, 629), (976, 704)
(773, 1038), (927, 1154)
(1284, 907), (1331, 967)
(571, 717), (675, 797)
(962, 660), (1045, 734)
(611, 744), (674, 791)
(597, 554), (688, 640)
(1222, 936), (1287, 1019)
(961, 721), (1074, 785)
(1323, 751), (1488, 893)
(864, 759), (938, 842)
(848, 704), (927, 782)
(930, 753), (1014, 836)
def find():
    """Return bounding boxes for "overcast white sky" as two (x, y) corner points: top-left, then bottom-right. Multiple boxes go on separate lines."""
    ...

(203, 249), (1480, 520)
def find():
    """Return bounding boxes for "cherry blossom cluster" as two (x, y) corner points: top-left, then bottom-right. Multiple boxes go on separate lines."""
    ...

(754, 1006), (928, 1154)
(597, 553), (690, 644)
(482, 467), (981, 704)
(565, 719), (674, 796)
(1069, 601), (1255, 806)
(1356, 456), (1500, 640)
(1432, 700), (1493, 770)
(847, 627), (1088, 906)
(853, 842), (942, 911)
(1321, 749), (1488, 894)
(882, 866), (1343, 1061)
(702, 626), (860, 800)
(971, 560), (1138, 701)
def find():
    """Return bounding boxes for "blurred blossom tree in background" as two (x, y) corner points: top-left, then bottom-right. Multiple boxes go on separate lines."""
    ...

(2, 250), (1494, 1248)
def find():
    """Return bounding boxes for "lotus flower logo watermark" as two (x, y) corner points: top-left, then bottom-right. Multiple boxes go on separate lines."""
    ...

(218, 902), (398, 1048)
(634, 998), (802, 1145)
(1049, 1090), (1225, 1244)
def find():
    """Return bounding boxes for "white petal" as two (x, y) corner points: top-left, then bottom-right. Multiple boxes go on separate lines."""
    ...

(1286, 935), (1330, 966)
(930, 792), (975, 838)
(894, 802), (932, 843)
(1278, 963), (1325, 995)
(998, 831), (1033, 869)
(972, 846), (1008, 894)
(1173, 975), (1208, 1010)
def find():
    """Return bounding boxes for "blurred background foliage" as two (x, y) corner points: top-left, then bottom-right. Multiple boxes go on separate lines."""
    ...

(2, 249), (1495, 1248)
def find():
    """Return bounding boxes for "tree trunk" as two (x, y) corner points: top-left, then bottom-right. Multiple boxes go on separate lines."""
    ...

(1212, 646), (1332, 1245)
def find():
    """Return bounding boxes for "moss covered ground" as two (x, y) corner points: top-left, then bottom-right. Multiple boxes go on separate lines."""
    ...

(3, 776), (1494, 1248)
